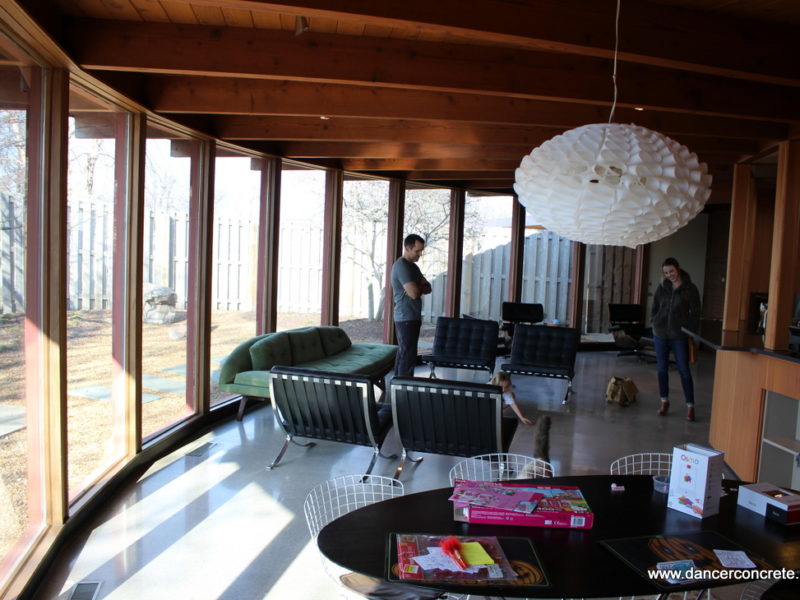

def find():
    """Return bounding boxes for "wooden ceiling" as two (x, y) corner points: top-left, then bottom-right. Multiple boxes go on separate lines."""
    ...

(19, 0), (800, 197)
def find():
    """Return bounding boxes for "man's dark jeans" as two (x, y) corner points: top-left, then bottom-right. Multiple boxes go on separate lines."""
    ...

(394, 319), (422, 377)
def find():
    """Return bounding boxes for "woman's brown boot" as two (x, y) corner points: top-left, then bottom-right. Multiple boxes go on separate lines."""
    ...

(687, 406), (696, 422)
(657, 400), (670, 416)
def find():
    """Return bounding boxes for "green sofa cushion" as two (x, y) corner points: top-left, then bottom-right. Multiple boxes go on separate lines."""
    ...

(300, 343), (396, 378)
(287, 327), (326, 363)
(318, 325), (352, 356)
(233, 370), (271, 387)
(249, 331), (293, 371)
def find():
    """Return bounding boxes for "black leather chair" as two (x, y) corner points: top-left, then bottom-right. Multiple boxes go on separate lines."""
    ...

(267, 366), (396, 474)
(608, 303), (655, 361)
(500, 301), (544, 354)
(389, 376), (517, 479)
(419, 316), (498, 378)
(501, 324), (580, 404)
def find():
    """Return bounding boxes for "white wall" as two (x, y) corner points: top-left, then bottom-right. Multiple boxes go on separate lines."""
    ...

(645, 214), (708, 325)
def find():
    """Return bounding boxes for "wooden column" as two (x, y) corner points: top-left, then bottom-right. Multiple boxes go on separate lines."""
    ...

(445, 189), (465, 317)
(508, 196), (525, 302)
(633, 244), (648, 305)
(186, 140), (215, 415)
(568, 242), (585, 330)
(256, 157), (281, 334)
(321, 169), (344, 326)
(26, 68), (69, 524)
(118, 112), (146, 452)
(383, 179), (405, 344)
(721, 163), (758, 347)
(765, 140), (800, 350)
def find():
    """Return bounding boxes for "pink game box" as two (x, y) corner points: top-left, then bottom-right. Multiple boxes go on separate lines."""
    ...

(451, 482), (594, 529)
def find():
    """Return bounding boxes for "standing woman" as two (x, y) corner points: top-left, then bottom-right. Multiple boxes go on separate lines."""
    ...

(651, 257), (702, 421)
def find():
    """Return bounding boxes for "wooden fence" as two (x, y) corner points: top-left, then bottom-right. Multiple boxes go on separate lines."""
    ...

(1, 197), (583, 328)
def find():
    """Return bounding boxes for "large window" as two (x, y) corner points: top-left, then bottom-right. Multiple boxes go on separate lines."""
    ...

(276, 165), (325, 332)
(210, 150), (261, 406)
(0, 40), (42, 575)
(461, 194), (513, 321)
(581, 244), (638, 334)
(403, 187), (450, 351)
(521, 227), (573, 325)
(141, 125), (197, 438)
(66, 87), (129, 497)
(339, 177), (389, 343)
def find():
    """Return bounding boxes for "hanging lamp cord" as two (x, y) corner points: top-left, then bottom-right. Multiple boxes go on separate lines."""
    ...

(608, 0), (621, 124)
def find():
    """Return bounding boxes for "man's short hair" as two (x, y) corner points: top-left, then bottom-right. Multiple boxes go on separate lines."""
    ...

(403, 233), (425, 248)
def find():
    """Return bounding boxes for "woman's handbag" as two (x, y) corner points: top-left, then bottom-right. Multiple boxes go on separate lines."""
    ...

(688, 338), (698, 364)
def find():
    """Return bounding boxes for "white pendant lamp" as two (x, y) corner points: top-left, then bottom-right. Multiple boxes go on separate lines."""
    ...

(513, 0), (712, 248)
(513, 123), (712, 248)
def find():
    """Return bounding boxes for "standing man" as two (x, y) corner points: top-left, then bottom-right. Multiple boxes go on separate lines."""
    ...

(391, 234), (432, 377)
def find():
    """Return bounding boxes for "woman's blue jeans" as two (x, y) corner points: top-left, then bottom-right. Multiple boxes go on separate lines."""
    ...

(653, 335), (695, 406)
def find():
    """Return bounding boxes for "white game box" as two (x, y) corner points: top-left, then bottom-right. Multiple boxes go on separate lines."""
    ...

(667, 443), (725, 519)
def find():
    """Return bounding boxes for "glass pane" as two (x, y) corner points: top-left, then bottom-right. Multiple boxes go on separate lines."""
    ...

(276, 166), (325, 332)
(210, 152), (261, 407)
(403, 188), (450, 353)
(461, 194), (513, 321)
(520, 227), (573, 326)
(0, 45), (42, 569)
(582, 244), (638, 334)
(339, 177), (389, 343)
(66, 87), (128, 497)
(142, 125), (195, 438)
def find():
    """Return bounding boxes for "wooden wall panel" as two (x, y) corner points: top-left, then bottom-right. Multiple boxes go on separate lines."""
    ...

(710, 350), (763, 479)
(710, 350), (800, 481)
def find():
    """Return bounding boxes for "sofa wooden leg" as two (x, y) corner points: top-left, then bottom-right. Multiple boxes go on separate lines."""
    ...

(236, 396), (248, 421)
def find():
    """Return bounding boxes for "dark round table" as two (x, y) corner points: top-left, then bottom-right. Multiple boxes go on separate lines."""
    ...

(317, 475), (800, 598)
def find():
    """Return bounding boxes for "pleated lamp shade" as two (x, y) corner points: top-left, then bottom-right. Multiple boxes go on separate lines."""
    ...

(514, 123), (712, 248)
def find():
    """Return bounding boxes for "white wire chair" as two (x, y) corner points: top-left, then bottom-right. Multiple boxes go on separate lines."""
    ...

(448, 453), (555, 486)
(609, 452), (672, 475)
(304, 474), (405, 599)
(304, 473), (404, 539)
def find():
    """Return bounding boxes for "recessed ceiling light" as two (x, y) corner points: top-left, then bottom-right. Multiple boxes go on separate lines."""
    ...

(320, 116), (331, 120)
(634, 107), (645, 111)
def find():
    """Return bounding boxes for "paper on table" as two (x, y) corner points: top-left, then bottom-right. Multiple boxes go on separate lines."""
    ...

(713, 549), (757, 569)
(412, 547), (482, 573)
(461, 541), (494, 565)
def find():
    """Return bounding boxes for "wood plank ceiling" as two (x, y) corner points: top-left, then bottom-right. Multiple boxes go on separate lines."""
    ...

(22, 0), (800, 198)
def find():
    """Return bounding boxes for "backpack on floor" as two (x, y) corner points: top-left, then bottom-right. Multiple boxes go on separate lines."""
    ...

(605, 376), (638, 406)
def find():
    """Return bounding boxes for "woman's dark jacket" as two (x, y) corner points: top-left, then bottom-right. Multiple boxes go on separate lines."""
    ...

(651, 270), (702, 340)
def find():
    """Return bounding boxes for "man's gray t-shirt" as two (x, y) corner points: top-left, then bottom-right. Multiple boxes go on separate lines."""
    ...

(391, 257), (423, 322)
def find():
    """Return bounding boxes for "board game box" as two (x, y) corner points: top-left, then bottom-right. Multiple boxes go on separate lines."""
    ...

(451, 482), (594, 529)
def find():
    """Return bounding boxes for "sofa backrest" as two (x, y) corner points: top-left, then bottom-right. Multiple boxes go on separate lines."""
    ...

(249, 331), (293, 370)
(286, 327), (327, 363)
(317, 326), (352, 356)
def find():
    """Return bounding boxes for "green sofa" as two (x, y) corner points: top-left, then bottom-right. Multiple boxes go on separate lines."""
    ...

(218, 326), (397, 420)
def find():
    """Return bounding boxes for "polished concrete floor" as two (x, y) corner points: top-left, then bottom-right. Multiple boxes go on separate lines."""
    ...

(33, 349), (737, 600)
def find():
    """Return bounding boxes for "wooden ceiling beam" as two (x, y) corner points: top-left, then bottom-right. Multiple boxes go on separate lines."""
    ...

(213, 115), (758, 155)
(66, 19), (800, 122)
(277, 141), (530, 159)
(342, 158), (520, 171)
(214, 115), (558, 146)
(149, 77), (788, 141)
(172, 0), (800, 86)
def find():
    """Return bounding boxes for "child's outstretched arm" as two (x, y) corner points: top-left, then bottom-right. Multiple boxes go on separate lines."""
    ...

(509, 399), (533, 425)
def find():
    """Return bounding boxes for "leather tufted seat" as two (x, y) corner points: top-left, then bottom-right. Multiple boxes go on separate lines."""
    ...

(389, 376), (517, 479)
(419, 316), (498, 378)
(501, 324), (580, 404)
